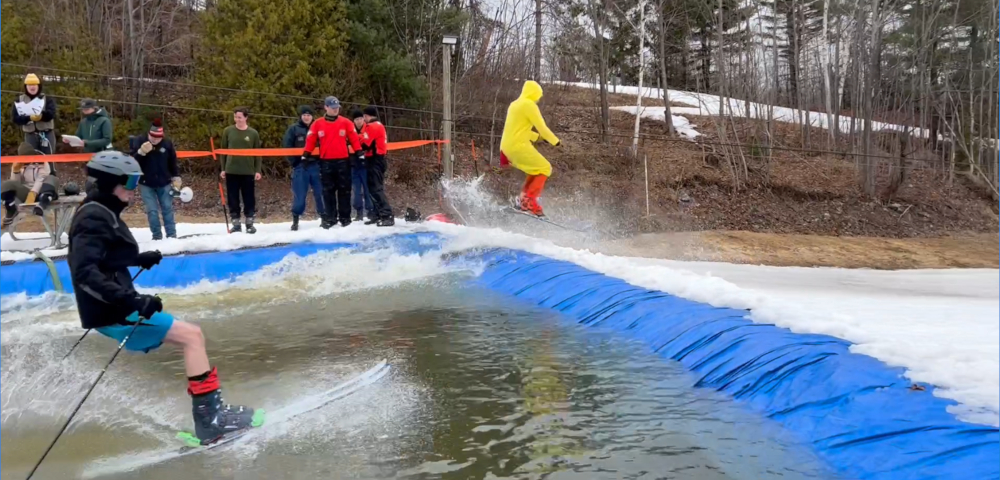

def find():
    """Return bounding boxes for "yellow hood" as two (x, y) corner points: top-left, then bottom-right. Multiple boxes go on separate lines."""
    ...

(519, 81), (544, 103)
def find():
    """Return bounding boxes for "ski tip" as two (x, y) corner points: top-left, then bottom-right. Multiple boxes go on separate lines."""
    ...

(176, 431), (201, 448)
(251, 409), (266, 428)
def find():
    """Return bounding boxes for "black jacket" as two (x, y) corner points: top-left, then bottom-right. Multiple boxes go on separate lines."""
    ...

(129, 134), (179, 188)
(68, 192), (144, 329)
(282, 120), (312, 167)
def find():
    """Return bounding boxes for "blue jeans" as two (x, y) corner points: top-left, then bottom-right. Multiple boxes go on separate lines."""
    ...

(292, 162), (324, 217)
(351, 162), (373, 216)
(139, 184), (176, 239)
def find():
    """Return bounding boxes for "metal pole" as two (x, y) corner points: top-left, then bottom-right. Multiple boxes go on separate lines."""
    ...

(442, 43), (453, 179)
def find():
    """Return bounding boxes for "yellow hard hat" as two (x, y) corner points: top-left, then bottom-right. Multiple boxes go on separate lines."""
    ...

(24, 73), (40, 86)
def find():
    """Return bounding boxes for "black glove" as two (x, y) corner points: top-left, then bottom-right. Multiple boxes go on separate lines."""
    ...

(136, 250), (163, 270)
(133, 294), (163, 319)
(357, 153), (366, 162)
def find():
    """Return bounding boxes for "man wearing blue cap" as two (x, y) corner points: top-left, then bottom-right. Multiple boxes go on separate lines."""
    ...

(302, 97), (364, 228)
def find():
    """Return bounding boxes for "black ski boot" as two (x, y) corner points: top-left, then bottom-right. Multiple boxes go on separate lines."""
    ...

(320, 218), (335, 229)
(291, 216), (300, 231)
(191, 389), (260, 444)
(32, 193), (52, 217)
(245, 217), (257, 234)
(2, 201), (16, 229)
(231, 218), (242, 233)
(377, 217), (395, 227)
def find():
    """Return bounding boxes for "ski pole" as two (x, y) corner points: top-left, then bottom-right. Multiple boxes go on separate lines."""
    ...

(61, 268), (145, 361)
(26, 308), (152, 480)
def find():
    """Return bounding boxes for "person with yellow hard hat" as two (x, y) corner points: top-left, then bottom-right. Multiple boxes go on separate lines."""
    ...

(10, 73), (58, 155)
(499, 80), (561, 218)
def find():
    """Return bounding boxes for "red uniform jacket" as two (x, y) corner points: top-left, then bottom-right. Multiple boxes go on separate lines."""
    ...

(361, 121), (388, 156)
(304, 115), (362, 160)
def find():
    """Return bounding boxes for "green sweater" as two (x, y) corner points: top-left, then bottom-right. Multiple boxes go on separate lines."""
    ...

(220, 125), (262, 175)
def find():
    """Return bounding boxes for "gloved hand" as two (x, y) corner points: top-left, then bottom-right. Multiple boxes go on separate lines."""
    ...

(136, 250), (163, 269)
(29, 114), (42, 122)
(138, 142), (154, 155)
(25, 192), (37, 204)
(357, 153), (365, 162)
(171, 177), (182, 189)
(132, 294), (163, 320)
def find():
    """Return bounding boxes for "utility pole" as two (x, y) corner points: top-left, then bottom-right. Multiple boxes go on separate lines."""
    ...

(442, 35), (458, 179)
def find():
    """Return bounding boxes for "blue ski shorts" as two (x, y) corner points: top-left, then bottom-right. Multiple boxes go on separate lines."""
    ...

(96, 311), (175, 353)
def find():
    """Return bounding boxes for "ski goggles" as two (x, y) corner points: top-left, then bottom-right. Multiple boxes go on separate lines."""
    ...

(123, 173), (142, 191)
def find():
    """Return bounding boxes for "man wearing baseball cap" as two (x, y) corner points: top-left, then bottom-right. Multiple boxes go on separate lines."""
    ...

(68, 98), (114, 153)
(302, 96), (363, 228)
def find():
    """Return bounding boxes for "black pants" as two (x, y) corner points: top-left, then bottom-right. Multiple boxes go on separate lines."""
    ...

(366, 155), (393, 219)
(225, 174), (256, 219)
(319, 160), (352, 224)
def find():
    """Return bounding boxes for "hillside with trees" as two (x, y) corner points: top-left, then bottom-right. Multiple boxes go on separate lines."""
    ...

(1, 0), (996, 239)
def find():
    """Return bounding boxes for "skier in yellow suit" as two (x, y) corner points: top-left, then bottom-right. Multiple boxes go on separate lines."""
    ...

(500, 80), (560, 217)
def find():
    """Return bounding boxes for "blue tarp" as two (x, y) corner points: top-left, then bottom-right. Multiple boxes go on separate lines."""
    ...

(2, 233), (996, 479)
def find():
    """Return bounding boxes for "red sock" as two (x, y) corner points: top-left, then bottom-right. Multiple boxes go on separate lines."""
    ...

(187, 367), (220, 396)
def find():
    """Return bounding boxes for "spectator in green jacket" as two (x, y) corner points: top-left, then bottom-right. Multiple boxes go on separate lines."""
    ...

(219, 106), (262, 234)
(67, 98), (113, 153)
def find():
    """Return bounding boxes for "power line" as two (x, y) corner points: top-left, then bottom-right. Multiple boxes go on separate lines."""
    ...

(1, 63), (447, 119)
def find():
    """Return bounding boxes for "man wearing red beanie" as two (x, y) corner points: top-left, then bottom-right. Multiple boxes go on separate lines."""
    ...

(130, 119), (181, 239)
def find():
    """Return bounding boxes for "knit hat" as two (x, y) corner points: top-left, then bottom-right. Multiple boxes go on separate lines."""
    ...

(363, 105), (378, 117)
(324, 96), (341, 109)
(351, 109), (364, 120)
(23, 74), (40, 86)
(298, 105), (314, 116)
(79, 98), (98, 110)
(149, 119), (164, 138)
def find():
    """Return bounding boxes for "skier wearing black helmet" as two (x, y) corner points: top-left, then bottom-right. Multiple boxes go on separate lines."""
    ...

(68, 151), (261, 444)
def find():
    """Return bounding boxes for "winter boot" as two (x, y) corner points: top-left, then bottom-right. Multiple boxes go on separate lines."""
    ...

(354, 211), (364, 222)
(231, 218), (242, 233)
(364, 216), (379, 225)
(291, 216), (300, 231)
(320, 218), (335, 230)
(245, 217), (257, 235)
(377, 217), (395, 227)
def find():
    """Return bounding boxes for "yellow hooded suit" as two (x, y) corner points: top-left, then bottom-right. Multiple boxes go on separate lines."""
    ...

(500, 81), (560, 177)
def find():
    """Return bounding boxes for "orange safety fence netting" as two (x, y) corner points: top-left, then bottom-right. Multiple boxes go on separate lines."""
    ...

(0, 139), (447, 164)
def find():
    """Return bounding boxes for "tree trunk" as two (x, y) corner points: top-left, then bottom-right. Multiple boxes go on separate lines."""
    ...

(593, 0), (611, 143)
(658, 1), (675, 136)
(632, 0), (648, 153)
(821, 0), (835, 145)
(534, 0), (542, 79)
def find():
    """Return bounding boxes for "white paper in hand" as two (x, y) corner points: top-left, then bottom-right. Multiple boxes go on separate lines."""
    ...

(61, 135), (85, 148)
(15, 98), (44, 116)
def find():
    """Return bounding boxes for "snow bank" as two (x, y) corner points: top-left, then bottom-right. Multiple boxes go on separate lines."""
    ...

(3, 218), (996, 426)
(611, 105), (701, 139)
(553, 80), (929, 137)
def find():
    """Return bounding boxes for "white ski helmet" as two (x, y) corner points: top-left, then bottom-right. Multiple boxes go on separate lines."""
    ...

(86, 151), (143, 192)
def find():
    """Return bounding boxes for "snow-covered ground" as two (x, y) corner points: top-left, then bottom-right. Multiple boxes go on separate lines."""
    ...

(551, 80), (928, 139)
(3, 219), (997, 427)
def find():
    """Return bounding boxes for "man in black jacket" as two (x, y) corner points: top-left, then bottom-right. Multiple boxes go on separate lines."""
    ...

(282, 105), (322, 231)
(69, 151), (258, 443)
(130, 120), (181, 240)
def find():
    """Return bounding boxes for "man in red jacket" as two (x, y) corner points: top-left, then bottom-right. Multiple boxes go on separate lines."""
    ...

(361, 105), (394, 226)
(302, 96), (363, 228)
